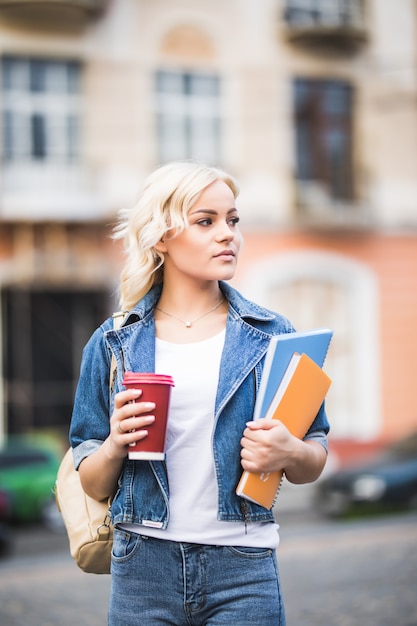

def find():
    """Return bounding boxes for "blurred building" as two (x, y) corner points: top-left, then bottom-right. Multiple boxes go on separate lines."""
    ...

(0, 0), (416, 458)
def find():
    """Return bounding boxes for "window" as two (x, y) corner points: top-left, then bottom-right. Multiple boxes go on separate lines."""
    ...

(2, 287), (110, 435)
(294, 78), (354, 202)
(1, 56), (81, 164)
(284, 0), (364, 27)
(155, 70), (221, 163)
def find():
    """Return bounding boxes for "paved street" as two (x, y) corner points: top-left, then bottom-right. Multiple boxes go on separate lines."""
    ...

(278, 510), (417, 626)
(0, 510), (416, 626)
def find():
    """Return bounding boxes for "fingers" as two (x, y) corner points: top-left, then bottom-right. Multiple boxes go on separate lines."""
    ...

(240, 420), (281, 447)
(113, 388), (142, 409)
(116, 414), (155, 442)
(245, 419), (281, 431)
(111, 389), (156, 445)
(240, 420), (289, 473)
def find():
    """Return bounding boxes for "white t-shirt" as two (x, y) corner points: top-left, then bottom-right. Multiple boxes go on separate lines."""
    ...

(130, 330), (279, 549)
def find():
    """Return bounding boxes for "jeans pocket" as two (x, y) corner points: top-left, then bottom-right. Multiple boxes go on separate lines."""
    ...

(227, 545), (273, 559)
(112, 528), (142, 563)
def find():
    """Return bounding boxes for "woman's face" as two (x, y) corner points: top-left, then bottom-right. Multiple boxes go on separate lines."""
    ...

(157, 180), (242, 284)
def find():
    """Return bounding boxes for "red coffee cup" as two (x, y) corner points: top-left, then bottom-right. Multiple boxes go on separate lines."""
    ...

(122, 372), (175, 460)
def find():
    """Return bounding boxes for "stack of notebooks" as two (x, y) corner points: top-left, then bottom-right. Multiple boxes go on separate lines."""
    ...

(236, 328), (333, 509)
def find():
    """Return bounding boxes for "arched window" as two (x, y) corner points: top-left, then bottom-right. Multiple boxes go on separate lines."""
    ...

(242, 250), (380, 439)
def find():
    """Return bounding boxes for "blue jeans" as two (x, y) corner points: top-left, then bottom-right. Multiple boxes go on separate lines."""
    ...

(109, 530), (286, 625)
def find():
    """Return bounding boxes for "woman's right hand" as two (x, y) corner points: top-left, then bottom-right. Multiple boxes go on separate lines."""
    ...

(108, 389), (156, 459)
(78, 388), (156, 501)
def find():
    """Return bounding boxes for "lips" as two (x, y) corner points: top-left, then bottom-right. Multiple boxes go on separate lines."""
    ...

(215, 250), (235, 258)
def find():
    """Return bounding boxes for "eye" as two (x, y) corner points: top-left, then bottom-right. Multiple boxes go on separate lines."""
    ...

(196, 218), (212, 226)
(229, 216), (240, 226)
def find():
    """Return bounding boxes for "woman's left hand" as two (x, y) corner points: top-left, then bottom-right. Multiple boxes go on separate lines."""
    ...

(240, 419), (327, 484)
(240, 420), (297, 474)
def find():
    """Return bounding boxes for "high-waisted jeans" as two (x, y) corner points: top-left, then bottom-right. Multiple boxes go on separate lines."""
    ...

(108, 529), (286, 626)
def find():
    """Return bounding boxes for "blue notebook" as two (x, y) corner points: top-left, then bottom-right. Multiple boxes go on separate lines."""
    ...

(254, 328), (333, 420)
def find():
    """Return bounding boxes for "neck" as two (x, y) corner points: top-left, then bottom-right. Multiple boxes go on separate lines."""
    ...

(154, 289), (228, 342)
(157, 283), (223, 319)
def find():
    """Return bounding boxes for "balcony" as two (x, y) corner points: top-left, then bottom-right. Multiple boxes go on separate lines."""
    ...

(294, 181), (372, 230)
(0, 161), (111, 222)
(0, 0), (107, 30)
(282, 0), (368, 54)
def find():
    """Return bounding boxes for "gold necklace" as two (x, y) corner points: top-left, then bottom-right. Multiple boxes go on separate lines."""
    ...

(154, 297), (225, 328)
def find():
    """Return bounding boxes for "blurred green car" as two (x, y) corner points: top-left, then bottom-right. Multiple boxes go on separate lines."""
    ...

(0, 439), (64, 530)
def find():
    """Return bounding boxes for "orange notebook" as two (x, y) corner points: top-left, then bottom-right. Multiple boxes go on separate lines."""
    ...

(236, 352), (332, 509)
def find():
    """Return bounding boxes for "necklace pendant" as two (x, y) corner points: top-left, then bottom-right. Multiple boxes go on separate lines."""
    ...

(185, 321), (192, 328)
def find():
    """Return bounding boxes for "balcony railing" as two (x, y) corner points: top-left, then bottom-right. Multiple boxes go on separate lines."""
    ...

(283, 0), (368, 53)
(294, 180), (371, 229)
(0, 161), (110, 222)
(0, 0), (105, 11)
(0, 0), (107, 28)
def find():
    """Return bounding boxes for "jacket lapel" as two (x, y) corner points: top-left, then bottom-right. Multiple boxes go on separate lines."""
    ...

(215, 315), (271, 417)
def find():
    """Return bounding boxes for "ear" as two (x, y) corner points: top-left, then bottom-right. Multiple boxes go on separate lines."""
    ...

(154, 238), (168, 253)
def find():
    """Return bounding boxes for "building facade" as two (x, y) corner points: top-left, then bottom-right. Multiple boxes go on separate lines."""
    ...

(1, 0), (416, 460)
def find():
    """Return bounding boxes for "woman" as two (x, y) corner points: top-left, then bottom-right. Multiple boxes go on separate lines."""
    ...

(70, 161), (329, 625)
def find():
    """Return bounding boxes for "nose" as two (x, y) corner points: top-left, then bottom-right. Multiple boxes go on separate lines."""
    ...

(215, 220), (235, 242)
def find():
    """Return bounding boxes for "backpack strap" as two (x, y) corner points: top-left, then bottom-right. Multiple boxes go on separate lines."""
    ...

(109, 310), (127, 395)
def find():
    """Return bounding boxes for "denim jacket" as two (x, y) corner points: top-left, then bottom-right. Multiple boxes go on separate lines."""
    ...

(70, 281), (330, 528)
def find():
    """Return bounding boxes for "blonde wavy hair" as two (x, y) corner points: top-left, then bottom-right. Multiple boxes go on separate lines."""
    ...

(113, 161), (240, 311)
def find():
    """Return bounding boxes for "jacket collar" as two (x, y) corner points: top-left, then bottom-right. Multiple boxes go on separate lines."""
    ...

(124, 281), (276, 326)
(108, 281), (286, 418)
